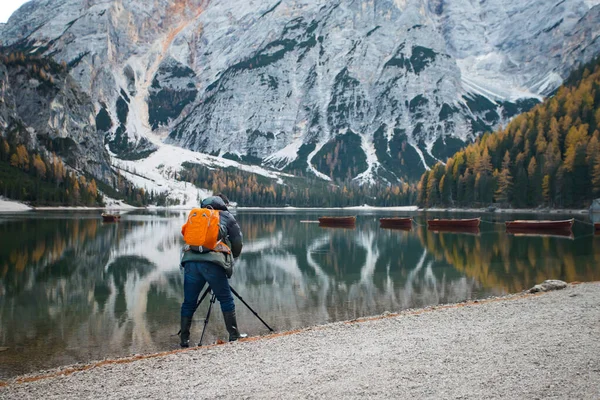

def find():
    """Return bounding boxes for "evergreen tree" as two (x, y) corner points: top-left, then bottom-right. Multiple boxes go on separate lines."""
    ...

(426, 172), (439, 207)
(417, 173), (429, 206)
(495, 151), (513, 205)
(416, 56), (600, 208)
(527, 157), (542, 206)
(542, 175), (552, 206)
(439, 175), (451, 204)
(513, 167), (528, 208)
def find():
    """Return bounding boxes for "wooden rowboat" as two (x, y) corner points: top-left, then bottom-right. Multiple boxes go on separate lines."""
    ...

(505, 219), (574, 230)
(427, 218), (481, 229)
(318, 216), (356, 226)
(379, 217), (413, 229)
(101, 213), (121, 222)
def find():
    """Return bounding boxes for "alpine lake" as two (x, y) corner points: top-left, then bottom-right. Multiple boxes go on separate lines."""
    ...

(1, 209), (599, 379)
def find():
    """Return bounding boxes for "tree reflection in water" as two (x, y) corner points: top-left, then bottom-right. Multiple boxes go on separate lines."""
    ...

(1, 211), (598, 379)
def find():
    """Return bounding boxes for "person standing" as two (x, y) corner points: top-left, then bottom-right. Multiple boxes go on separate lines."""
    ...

(179, 194), (244, 347)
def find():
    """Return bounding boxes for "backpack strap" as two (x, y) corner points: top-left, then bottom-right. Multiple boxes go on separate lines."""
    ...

(213, 240), (232, 254)
(186, 245), (212, 254)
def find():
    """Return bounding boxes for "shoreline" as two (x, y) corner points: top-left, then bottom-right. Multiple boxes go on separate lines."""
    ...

(1, 282), (599, 399)
(0, 287), (553, 384)
(0, 199), (592, 215)
(420, 207), (591, 215)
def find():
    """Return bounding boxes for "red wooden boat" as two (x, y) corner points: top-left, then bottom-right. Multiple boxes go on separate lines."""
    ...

(101, 213), (121, 222)
(427, 218), (481, 229)
(318, 216), (356, 226)
(505, 219), (574, 231)
(379, 217), (413, 229)
(595, 223), (600, 231)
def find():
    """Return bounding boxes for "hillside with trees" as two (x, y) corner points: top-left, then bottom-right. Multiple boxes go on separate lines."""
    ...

(0, 52), (159, 207)
(417, 57), (600, 209)
(180, 163), (416, 207)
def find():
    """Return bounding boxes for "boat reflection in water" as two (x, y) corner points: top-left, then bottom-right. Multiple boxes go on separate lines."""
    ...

(506, 228), (575, 240)
(1, 211), (600, 379)
(319, 224), (357, 230)
(428, 227), (481, 236)
(380, 225), (412, 232)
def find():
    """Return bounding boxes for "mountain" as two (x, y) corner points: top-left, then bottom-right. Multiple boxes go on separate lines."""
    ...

(1, 0), (599, 190)
(0, 53), (113, 183)
(416, 56), (600, 209)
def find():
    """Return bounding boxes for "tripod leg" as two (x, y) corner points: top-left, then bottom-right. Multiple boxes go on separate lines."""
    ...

(193, 286), (212, 314)
(198, 293), (216, 346)
(230, 286), (275, 332)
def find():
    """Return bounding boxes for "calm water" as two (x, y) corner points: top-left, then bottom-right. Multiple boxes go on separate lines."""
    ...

(0, 210), (599, 379)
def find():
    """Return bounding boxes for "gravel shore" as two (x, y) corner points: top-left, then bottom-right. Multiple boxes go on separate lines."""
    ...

(2, 283), (599, 399)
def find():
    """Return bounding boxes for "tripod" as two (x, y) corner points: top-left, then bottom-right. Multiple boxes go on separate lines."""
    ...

(195, 285), (274, 346)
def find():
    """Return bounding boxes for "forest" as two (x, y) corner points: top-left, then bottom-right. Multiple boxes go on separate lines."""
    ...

(417, 57), (600, 209)
(180, 162), (417, 207)
(0, 136), (103, 206)
(3, 50), (600, 209)
(0, 133), (172, 207)
(0, 52), (171, 207)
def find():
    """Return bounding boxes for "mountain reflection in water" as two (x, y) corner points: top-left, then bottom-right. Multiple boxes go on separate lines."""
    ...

(0, 211), (598, 379)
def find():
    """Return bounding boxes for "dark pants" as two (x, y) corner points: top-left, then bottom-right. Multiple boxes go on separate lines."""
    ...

(181, 261), (235, 317)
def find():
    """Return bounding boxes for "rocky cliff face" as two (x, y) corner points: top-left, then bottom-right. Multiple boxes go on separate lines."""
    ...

(0, 62), (17, 132)
(2, 0), (599, 184)
(0, 56), (114, 182)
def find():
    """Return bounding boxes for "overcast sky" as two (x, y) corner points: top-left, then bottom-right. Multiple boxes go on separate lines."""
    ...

(0, 1), (30, 24)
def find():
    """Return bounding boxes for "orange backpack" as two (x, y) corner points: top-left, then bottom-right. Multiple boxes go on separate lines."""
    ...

(181, 208), (221, 249)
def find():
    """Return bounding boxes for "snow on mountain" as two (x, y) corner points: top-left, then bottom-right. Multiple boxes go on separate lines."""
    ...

(112, 141), (293, 207)
(1, 0), (599, 188)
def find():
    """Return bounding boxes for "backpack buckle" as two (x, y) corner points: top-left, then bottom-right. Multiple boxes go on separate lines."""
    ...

(189, 245), (210, 254)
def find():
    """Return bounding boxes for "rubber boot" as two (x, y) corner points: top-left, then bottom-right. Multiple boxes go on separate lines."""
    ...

(180, 316), (193, 348)
(222, 310), (247, 342)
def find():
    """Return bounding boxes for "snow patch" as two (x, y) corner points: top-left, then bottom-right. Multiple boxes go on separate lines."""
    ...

(263, 139), (302, 168)
(425, 141), (443, 166)
(102, 195), (140, 210)
(458, 56), (544, 101)
(353, 133), (380, 185)
(409, 142), (430, 171)
(306, 141), (333, 181)
(0, 197), (32, 212)
(528, 71), (564, 96)
(113, 143), (297, 206)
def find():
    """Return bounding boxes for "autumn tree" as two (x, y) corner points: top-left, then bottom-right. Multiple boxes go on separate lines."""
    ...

(495, 151), (513, 205)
